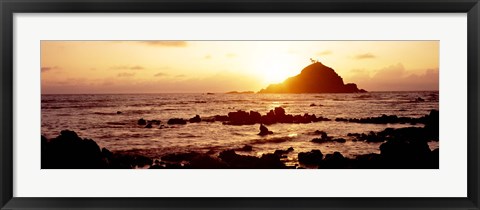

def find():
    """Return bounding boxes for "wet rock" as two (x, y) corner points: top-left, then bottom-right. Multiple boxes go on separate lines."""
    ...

(322, 152), (348, 168)
(158, 152), (225, 169)
(149, 165), (165, 169)
(347, 133), (361, 137)
(213, 115), (229, 121)
(228, 110), (253, 125)
(167, 118), (187, 125)
(218, 149), (286, 169)
(206, 149), (216, 155)
(311, 115), (329, 122)
(164, 163), (184, 169)
(424, 110), (439, 126)
(430, 148), (439, 168)
(304, 113), (317, 123)
(222, 107), (331, 125)
(298, 149), (323, 166)
(259, 153), (286, 168)
(237, 145), (253, 152)
(292, 114), (309, 123)
(42, 130), (106, 169)
(101, 148), (113, 158)
(258, 124), (273, 136)
(415, 97), (425, 102)
(354, 131), (385, 142)
(149, 120), (161, 125)
(145, 123), (152, 128)
(160, 152), (228, 169)
(249, 111), (262, 123)
(133, 155), (153, 167)
(378, 126), (437, 142)
(187, 155), (228, 169)
(201, 117), (215, 123)
(274, 147), (294, 156)
(316, 116), (331, 121)
(333, 110), (438, 125)
(103, 152), (154, 169)
(379, 139), (432, 168)
(421, 110), (439, 140)
(274, 107), (286, 116)
(189, 115), (201, 123)
(137, 118), (147, 125)
(161, 152), (201, 162)
(353, 153), (385, 168)
(311, 138), (328, 143)
(345, 114), (403, 124)
(311, 131), (332, 143)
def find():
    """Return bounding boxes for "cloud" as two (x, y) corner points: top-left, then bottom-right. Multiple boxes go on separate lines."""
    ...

(130, 65), (144, 70)
(42, 71), (263, 94)
(117, 72), (135, 77)
(344, 63), (439, 91)
(316, 50), (332, 56)
(154, 72), (168, 77)
(354, 53), (376, 59)
(139, 41), (187, 47)
(144, 71), (263, 93)
(110, 65), (145, 70)
(41, 66), (61, 72)
(46, 77), (86, 86)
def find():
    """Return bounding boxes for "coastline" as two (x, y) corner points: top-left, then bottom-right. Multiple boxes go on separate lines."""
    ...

(41, 109), (439, 169)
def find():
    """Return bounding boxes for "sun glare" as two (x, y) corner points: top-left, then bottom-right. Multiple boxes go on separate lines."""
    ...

(254, 54), (298, 85)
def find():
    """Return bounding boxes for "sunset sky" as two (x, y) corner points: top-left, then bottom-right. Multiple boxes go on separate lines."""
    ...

(41, 41), (439, 94)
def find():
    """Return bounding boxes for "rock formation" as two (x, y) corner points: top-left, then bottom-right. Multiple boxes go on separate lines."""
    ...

(258, 62), (366, 93)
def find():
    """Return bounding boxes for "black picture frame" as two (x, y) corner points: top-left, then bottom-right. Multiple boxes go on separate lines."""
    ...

(1, 0), (479, 209)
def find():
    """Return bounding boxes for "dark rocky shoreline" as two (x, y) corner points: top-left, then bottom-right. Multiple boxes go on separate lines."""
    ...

(41, 109), (439, 169)
(139, 106), (437, 128)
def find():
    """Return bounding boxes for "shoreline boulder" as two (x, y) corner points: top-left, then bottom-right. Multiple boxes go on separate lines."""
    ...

(258, 124), (273, 136)
(189, 115), (202, 123)
(137, 118), (147, 125)
(298, 149), (323, 166)
(167, 118), (187, 125)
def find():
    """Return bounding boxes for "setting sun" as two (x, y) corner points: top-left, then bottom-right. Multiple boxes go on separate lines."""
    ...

(253, 53), (299, 85)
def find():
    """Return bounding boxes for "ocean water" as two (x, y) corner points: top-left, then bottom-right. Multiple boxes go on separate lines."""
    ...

(41, 91), (439, 166)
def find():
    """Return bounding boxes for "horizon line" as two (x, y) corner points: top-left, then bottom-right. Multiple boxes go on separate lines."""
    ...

(41, 90), (439, 95)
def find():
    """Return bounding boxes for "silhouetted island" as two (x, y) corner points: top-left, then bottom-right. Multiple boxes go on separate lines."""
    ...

(258, 61), (366, 93)
(225, 91), (255, 94)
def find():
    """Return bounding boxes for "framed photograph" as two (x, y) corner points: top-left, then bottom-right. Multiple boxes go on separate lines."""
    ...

(1, 0), (479, 209)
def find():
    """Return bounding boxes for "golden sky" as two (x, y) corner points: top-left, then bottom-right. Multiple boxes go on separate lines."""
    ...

(41, 41), (439, 94)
